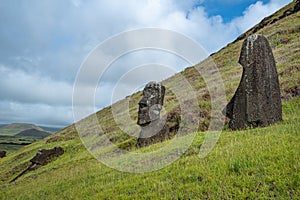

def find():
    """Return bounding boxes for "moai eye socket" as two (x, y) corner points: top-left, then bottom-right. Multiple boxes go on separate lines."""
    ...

(138, 97), (148, 108)
(139, 103), (147, 108)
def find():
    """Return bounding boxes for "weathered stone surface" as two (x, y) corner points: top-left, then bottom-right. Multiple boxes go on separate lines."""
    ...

(30, 146), (64, 167)
(0, 150), (6, 158)
(10, 147), (64, 182)
(137, 82), (165, 126)
(137, 82), (169, 147)
(137, 120), (169, 147)
(224, 34), (282, 130)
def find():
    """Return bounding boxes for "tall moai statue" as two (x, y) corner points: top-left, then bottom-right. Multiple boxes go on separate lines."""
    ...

(137, 82), (169, 147)
(224, 34), (282, 130)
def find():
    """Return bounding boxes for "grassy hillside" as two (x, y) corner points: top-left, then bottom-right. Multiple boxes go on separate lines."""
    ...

(0, 123), (60, 137)
(0, 1), (299, 199)
(16, 129), (51, 139)
(39, 126), (62, 133)
(0, 123), (43, 136)
(44, 0), (300, 145)
(0, 124), (7, 129)
(0, 124), (55, 153)
(0, 136), (32, 153)
(0, 98), (298, 199)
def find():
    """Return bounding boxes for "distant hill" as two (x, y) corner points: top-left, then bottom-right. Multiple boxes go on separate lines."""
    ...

(0, 124), (7, 129)
(15, 129), (51, 139)
(0, 123), (61, 136)
(0, 123), (59, 153)
(38, 126), (62, 133)
(0, 124), (54, 153)
(0, 123), (43, 136)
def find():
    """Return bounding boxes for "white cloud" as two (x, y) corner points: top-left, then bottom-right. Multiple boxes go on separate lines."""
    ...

(0, 65), (72, 106)
(0, 101), (72, 126)
(231, 0), (291, 33)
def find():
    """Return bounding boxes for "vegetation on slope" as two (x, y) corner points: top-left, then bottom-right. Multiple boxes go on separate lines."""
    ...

(0, 98), (299, 199)
(0, 124), (55, 153)
(45, 0), (300, 145)
(0, 136), (33, 153)
(16, 129), (51, 139)
(0, 1), (299, 199)
(0, 123), (43, 136)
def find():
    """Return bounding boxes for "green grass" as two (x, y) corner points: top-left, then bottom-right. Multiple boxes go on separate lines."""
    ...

(0, 98), (299, 199)
(44, 5), (299, 144)
(0, 144), (26, 154)
(0, 135), (40, 154)
(0, 128), (29, 136)
(0, 123), (43, 136)
(0, 1), (299, 199)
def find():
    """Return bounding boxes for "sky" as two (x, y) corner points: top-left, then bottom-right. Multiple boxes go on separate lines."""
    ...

(0, 0), (292, 127)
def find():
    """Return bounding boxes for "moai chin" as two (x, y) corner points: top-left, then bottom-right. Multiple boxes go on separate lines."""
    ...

(224, 34), (282, 130)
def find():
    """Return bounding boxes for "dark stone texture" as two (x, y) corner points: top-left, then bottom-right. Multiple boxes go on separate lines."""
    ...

(10, 147), (64, 182)
(30, 146), (64, 167)
(224, 34), (282, 130)
(0, 150), (6, 158)
(137, 82), (169, 147)
(137, 82), (165, 126)
(137, 120), (169, 147)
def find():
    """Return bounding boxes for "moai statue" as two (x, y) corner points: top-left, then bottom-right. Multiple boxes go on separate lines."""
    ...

(10, 147), (64, 182)
(224, 34), (282, 130)
(137, 82), (165, 126)
(137, 82), (169, 147)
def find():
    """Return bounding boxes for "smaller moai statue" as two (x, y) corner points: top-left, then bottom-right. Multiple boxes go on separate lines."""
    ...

(10, 147), (64, 183)
(137, 82), (169, 147)
(223, 34), (282, 130)
(137, 82), (165, 126)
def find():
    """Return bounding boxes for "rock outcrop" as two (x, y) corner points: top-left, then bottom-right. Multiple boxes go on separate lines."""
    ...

(224, 34), (282, 130)
(10, 147), (64, 182)
(0, 150), (6, 158)
(30, 146), (64, 168)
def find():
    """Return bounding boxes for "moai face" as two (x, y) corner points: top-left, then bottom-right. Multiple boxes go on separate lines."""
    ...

(137, 82), (165, 126)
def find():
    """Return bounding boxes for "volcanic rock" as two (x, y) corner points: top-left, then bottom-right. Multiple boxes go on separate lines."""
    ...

(137, 82), (169, 147)
(224, 34), (282, 130)
(0, 150), (6, 158)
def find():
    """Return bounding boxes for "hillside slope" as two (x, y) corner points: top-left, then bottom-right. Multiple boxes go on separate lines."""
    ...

(0, 1), (299, 199)
(0, 123), (55, 153)
(16, 129), (51, 139)
(39, 126), (61, 133)
(0, 98), (298, 199)
(46, 0), (300, 145)
(0, 123), (43, 136)
(0, 125), (7, 129)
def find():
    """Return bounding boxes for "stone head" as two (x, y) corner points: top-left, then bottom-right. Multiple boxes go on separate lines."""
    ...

(137, 82), (165, 126)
